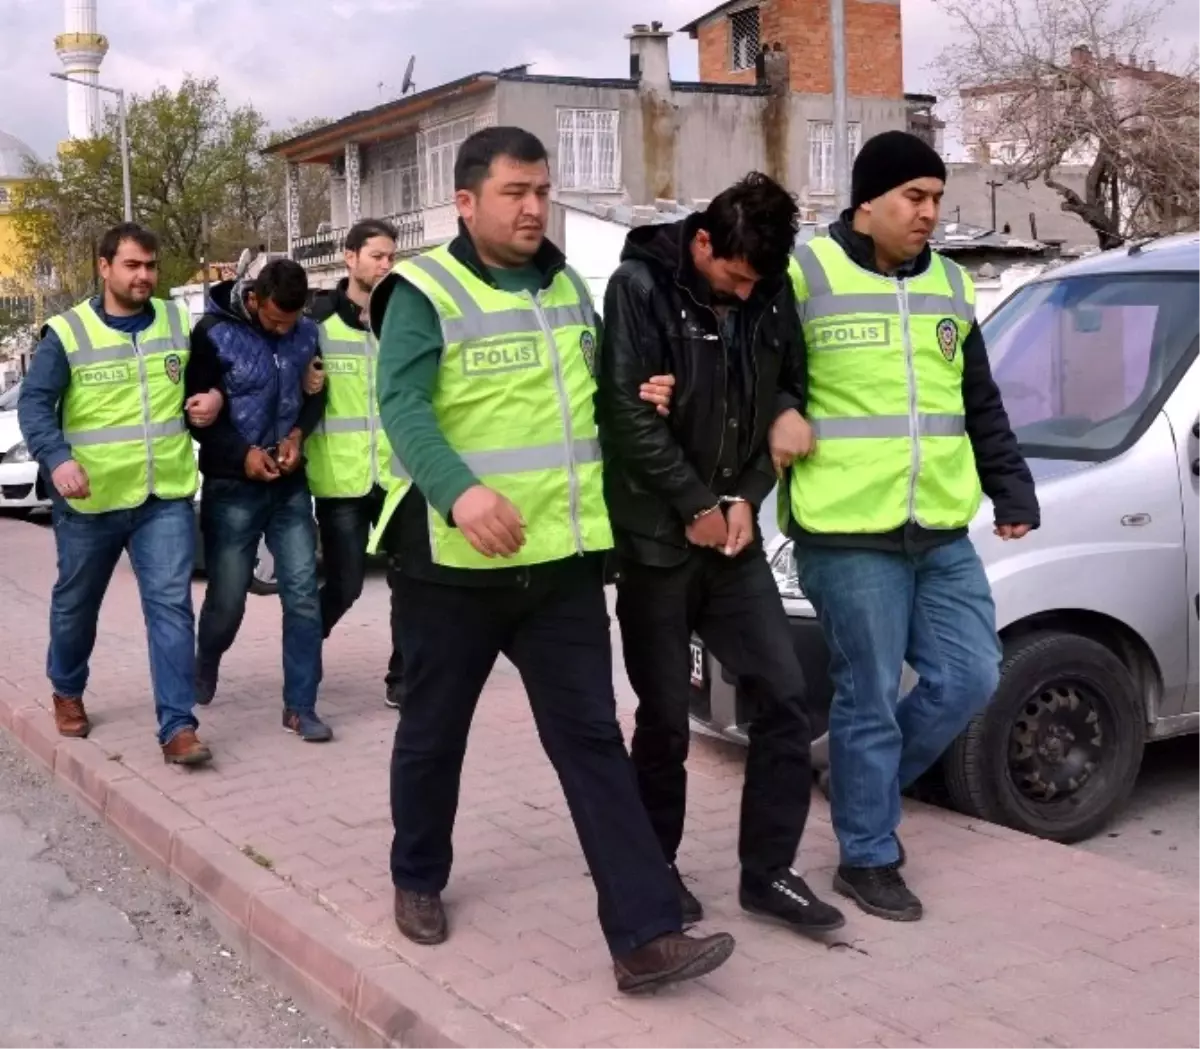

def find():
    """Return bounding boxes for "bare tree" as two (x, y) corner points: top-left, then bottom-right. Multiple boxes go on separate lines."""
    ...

(934, 0), (1199, 248)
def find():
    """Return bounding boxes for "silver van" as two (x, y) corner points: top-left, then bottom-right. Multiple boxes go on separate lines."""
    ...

(689, 231), (1199, 844)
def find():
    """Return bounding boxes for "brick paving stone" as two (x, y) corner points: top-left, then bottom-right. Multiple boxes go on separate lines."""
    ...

(0, 516), (1196, 1048)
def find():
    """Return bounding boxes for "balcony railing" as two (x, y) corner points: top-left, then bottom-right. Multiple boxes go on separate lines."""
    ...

(292, 210), (425, 268)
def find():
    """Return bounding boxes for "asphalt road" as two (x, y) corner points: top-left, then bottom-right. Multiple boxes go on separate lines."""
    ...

(0, 731), (336, 1049)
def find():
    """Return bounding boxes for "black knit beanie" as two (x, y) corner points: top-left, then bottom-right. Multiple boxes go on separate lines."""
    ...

(851, 130), (947, 210)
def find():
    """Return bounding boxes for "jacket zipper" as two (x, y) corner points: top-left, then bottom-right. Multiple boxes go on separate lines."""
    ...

(529, 289), (584, 554)
(676, 282), (730, 487)
(897, 279), (921, 522)
(131, 331), (155, 493)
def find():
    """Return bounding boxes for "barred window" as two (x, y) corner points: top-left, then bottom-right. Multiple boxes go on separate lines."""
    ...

(730, 7), (760, 72)
(808, 120), (862, 195)
(557, 109), (621, 191)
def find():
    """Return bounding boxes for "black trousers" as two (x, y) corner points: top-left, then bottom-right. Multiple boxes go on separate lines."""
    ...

(616, 549), (813, 885)
(315, 488), (403, 692)
(388, 560), (682, 955)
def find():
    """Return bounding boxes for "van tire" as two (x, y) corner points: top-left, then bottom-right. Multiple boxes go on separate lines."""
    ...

(943, 631), (1145, 844)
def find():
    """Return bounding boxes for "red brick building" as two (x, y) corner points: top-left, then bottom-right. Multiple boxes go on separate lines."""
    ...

(682, 0), (904, 99)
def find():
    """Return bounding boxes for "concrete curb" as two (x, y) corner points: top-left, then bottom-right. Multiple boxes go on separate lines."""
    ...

(0, 692), (526, 1049)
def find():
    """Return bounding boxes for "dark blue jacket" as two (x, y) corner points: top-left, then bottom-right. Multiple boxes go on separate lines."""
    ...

(184, 280), (325, 481)
(18, 296), (156, 506)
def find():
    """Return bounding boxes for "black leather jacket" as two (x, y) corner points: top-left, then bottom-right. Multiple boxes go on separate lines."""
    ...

(596, 215), (804, 567)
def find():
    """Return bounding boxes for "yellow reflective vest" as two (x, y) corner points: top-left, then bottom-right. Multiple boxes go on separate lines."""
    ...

(45, 297), (197, 514)
(305, 313), (391, 498)
(785, 236), (982, 534)
(368, 244), (613, 568)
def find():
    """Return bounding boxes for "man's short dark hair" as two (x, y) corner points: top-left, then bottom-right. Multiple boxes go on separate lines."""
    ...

(345, 219), (399, 253)
(98, 222), (158, 263)
(454, 126), (548, 193)
(253, 258), (308, 312)
(703, 172), (800, 278)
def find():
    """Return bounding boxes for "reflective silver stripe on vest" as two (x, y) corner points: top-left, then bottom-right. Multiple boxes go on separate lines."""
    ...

(63, 303), (187, 365)
(391, 437), (601, 481)
(811, 413), (966, 440)
(941, 256), (970, 320)
(406, 254), (594, 344)
(310, 416), (370, 436)
(319, 337), (370, 356)
(66, 417), (189, 447)
(803, 291), (966, 323)
(793, 246), (833, 298)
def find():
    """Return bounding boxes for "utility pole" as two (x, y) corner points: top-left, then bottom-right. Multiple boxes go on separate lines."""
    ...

(986, 178), (1003, 232)
(830, 0), (850, 212)
(50, 72), (132, 221)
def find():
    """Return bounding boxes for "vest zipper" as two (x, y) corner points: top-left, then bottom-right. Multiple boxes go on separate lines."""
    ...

(529, 290), (584, 554)
(366, 332), (379, 488)
(897, 279), (921, 522)
(131, 331), (156, 494)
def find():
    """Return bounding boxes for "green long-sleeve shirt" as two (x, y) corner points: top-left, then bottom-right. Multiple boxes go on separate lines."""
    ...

(376, 263), (543, 522)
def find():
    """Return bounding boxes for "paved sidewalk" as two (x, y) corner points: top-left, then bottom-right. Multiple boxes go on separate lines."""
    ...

(0, 516), (1196, 1048)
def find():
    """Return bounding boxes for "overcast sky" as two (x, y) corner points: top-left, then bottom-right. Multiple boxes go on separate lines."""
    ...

(2, 0), (1196, 161)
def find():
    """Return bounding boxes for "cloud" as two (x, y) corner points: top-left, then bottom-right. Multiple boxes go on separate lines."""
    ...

(2, 0), (1195, 161)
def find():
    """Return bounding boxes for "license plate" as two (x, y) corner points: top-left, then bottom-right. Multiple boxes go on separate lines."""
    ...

(689, 639), (705, 688)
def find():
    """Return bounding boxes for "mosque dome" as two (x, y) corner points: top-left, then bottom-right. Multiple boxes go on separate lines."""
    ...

(0, 130), (37, 181)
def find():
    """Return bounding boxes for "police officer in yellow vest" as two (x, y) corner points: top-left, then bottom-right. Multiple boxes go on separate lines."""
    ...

(17, 223), (222, 766)
(307, 219), (405, 710)
(770, 132), (1040, 921)
(368, 126), (734, 992)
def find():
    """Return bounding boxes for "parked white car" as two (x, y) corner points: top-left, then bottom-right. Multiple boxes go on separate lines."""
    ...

(0, 383), (51, 514)
(690, 231), (1200, 845)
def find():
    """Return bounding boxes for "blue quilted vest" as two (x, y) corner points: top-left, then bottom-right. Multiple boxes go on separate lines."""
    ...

(203, 283), (318, 449)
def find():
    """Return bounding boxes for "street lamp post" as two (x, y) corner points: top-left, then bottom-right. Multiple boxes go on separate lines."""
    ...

(830, 0), (850, 213)
(50, 71), (132, 222)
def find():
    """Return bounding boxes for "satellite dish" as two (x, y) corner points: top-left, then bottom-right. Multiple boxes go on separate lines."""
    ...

(401, 55), (416, 95)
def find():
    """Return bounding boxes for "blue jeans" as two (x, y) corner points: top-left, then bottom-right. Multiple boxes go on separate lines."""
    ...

(196, 475), (322, 714)
(48, 496), (198, 746)
(795, 536), (1001, 868)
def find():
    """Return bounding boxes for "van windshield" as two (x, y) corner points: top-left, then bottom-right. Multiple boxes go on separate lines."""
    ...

(984, 272), (1198, 461)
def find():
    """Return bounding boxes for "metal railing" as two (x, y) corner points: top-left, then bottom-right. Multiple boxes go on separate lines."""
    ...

(291, 210), (425, 267)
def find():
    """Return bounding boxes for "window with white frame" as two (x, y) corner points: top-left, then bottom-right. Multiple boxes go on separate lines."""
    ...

(377, 139), (420, 216)
(808, 120), (862, 195)
(557, 109), (621, 191)
(418, 116), (475, 206)
(730, 7), (761, 72)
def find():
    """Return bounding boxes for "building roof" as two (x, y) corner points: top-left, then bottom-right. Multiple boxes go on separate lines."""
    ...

(0, 130), (36, 181)
(265, 64), (773, 163)
(678, 1), (746, 35)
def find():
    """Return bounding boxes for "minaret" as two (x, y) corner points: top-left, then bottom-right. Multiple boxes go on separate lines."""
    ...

(55, 0), (109, 141)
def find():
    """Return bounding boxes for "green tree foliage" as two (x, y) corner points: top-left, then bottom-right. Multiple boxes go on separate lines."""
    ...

(13, 76), (329, 294)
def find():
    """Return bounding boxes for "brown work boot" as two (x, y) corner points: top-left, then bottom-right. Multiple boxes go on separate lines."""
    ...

(161, 728), (213, 767)
(393, 888), (448, 945)
(614, 930), (736, 994)
(52, 694), (90, 738)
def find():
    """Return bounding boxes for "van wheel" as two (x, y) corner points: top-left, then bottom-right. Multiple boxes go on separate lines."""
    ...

(943, 631), (1145, 844)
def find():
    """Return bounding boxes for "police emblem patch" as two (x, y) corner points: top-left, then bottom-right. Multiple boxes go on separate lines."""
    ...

(580, 330), (597, 376)
(936, 318), (959, 362)
(164, 353), (182, 383)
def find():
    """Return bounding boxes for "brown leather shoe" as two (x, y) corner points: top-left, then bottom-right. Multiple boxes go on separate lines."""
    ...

(162, 728), (213, 766)
(614, 931), (736, 994)
(52, 694), (90, 738)
(394, 888), (447, 945)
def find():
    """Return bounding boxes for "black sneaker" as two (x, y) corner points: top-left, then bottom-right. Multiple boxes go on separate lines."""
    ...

(282, 709), (334, 743)
(894, 834), (907, 870)
(671, 866), (704, 927)
(834, 864), (922, 922)
(740, 869), (846, 935)
(384, 682), (405, 711)
(195, 659), (219, 707)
